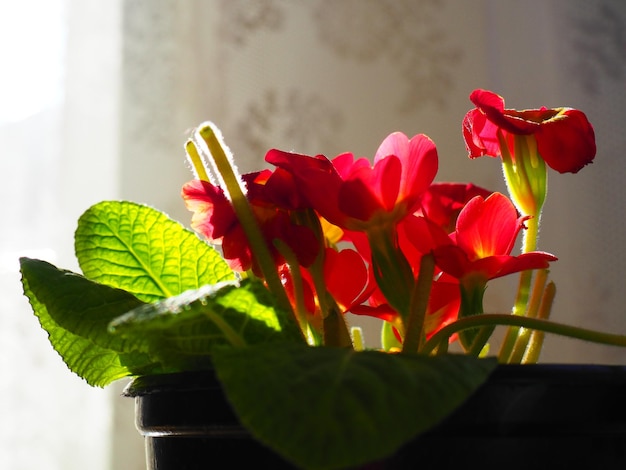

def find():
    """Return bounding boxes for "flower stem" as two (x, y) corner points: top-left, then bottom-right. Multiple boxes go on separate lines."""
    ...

(457, 277), (488, 351)
(193, 123), (297, 327)
(496, 131), (550, 362)
(273, 239), (317, 344)
(498, 218), (541, 362)
(352, 327), (365, 352)
(522, 281), (556, 363)
(299, 215), (352, 348)
(506, 268), (549, 363)
(184, 139), (212, 183)
(467, 326), (494, 356)
(402, 253), (435, 354)
(311, 274), (353, 348)
(422, 313), (626, 357)
(367, 226), (414, 322)
(323, 303), (353, 348)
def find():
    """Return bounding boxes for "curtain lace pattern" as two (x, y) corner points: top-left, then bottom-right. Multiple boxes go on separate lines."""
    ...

(2, 1), (626, 468)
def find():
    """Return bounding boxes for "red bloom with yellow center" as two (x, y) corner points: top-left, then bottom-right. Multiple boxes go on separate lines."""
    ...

(433, 192), (557, 282)
(463, 89), (596, 174)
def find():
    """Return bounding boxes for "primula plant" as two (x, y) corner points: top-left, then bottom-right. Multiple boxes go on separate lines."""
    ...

(19, 89), (626, 469)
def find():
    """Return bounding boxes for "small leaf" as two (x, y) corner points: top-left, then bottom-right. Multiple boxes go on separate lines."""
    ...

(213, 343), (497, 470)
(110, 278), (304, 370)
(75, 200), (235, 302)
(19, 258), (164, 386)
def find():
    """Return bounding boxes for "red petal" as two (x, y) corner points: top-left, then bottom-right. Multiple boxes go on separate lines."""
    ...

(181, 179), (236, 241)
(349, 303), (398, 323)
(419, 182), (494, 233)
(432, 245), (472, 280)
(535, 109), (596, 173)
(455, 193), (521, 260)
(463, 108), (504, 158)
(399, 215), (452, 261)
(424, 278), (461, 339)
(339, 156), (401, 219)
(471, 252), (557, 280)
(221, 226), (253, 272)
(324, 248), (369, 310)
(375, 132), (439, 211)
(266, 149), (348, 227)
(470, 89), (539, 135)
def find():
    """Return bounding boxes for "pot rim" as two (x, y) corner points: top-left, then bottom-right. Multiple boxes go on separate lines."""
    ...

(123, 362), (626, 397)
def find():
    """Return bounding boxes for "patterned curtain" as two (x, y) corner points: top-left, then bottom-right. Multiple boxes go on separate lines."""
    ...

(115, 2), (626, 462)
(120, 0), (626, 361)
(3, 1), (625, 468)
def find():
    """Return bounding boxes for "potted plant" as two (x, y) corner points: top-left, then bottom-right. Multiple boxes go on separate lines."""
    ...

(19, 89), (626, 469)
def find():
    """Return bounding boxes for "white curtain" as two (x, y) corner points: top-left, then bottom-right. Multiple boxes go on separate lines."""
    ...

(1, 0), (128, 469)
(2, 1), (625, 468)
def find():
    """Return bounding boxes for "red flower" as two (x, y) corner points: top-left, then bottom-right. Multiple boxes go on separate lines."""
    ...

(182, 178), (239, 242)
(463, 89), (596, 174)
(266, 132), (438, 231)
(349, 271), (461, 342)
(433, 192), (557, 282)
(182, 170), (319, 274)
(340, 214), (460, 342)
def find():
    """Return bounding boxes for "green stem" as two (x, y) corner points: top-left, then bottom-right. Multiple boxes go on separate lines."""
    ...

(497, 202), (540, 362)
(422, 313), (626, 357)
(323, 303), (353, 348)
(296, 218), (352, 348)
(194, 123), (296, 323)
(507, 268), (548, 363)
(467, 326), (494, 356)
(401, 253), (435, 354)
(496, 131), (549, 362)
(352, 327), (365, 351)
(497, 222), (540, 362)
(185, 139), (211, 183)
(367, 226), (414, 322)
(308, 262), (352, 348)
(273, 239), (316, 344)
(457, 278), (488, 350)
(522, 281), (556, 363)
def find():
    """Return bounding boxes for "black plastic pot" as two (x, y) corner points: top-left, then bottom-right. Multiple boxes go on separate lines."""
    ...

(125, 364), (626, 469)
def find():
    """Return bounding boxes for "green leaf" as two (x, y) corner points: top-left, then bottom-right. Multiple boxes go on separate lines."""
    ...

(213, 343), (497, 470)
(19, 258), (164, 386)
(75, 200), (234, 303)
(110, 278), (304, 370)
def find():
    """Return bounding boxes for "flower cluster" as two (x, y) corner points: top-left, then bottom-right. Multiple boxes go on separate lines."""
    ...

(181, 89), (595, 358)
(19, 87), (616, 469)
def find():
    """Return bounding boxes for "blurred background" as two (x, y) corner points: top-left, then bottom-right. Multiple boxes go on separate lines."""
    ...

(1, 0), (625, 468)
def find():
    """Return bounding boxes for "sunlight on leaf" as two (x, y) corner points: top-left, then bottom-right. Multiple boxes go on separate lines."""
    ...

(75, 201), (235, 302)
(109, 279), (304, 371)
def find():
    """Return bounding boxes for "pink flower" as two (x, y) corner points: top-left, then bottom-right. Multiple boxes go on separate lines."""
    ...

(266, 132), (438, 231)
